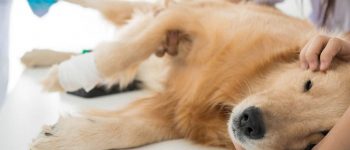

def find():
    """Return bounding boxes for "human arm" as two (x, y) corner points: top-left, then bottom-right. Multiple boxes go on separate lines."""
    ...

(312, 106), (350, 150)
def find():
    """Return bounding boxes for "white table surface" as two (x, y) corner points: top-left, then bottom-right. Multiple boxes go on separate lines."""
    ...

(0, 68), (224, 150)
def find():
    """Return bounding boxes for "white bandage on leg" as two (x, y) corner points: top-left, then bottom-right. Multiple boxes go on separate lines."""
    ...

(58, 53), (102, 92)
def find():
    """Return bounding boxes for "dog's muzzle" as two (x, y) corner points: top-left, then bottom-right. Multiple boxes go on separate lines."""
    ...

(232, 106), (266, 140)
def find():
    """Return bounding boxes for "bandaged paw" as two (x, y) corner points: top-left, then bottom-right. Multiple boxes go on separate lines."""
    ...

(58, 53), (102, 92)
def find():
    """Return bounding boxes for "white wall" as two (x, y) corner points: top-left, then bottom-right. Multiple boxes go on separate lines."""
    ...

(276, 0), (311, 19)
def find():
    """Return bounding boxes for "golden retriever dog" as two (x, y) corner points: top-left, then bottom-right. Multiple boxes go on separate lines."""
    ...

(29, 0), (350, 150)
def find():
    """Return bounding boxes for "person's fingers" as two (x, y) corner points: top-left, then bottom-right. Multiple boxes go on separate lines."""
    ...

(319, 38), (342, 71)
(234, 145), (245, 150)
(300, 40), (312, 70)
(233, 140), (245, 150)
(338, 40), (350, 61)
(305, 35), (329, 71)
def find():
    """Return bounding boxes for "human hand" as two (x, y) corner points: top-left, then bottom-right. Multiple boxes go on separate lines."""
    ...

(300, 34), (350, 71)
(310, 105), (350, 150)
(233, 140), (245, 150)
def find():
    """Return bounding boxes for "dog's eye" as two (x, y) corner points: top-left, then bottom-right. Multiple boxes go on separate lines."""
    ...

(304, 144), (316, 150)
(304, 80), (313, 92)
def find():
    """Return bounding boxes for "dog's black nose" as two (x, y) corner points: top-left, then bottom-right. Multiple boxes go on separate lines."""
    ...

(238, 106), (265, 139)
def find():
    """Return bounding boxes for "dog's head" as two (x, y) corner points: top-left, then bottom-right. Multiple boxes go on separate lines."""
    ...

(228, 62), (350, 150)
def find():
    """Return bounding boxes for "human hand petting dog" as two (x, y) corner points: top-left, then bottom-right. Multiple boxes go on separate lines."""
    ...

(233, 34), (350, 150)
(300, 34), (350, 71)
(300, 33), (350, 150)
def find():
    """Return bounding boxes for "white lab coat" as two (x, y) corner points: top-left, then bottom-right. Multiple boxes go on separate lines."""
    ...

(0, 0), (11, 107)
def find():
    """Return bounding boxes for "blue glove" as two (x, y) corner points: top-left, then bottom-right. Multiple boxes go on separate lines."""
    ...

(28, 0), (58, 17)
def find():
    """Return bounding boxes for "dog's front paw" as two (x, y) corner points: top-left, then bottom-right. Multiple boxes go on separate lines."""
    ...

(31, 117), (93, 150)
(42, 66), (64, 92)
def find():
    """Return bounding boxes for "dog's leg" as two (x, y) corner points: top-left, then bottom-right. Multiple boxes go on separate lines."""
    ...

(42, 8), (203, 92)
(63, 0), (154, 26)
(31, 97), (179, 150)
(94, 8), (204, 80)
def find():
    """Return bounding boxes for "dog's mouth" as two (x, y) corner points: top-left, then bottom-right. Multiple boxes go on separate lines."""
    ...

(303, 130), (329, 150)
(232, 125), (332, 150)
(321, 130), (329, 136)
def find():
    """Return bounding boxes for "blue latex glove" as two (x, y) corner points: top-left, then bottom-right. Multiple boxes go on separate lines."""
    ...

(28, 0), (58, 17)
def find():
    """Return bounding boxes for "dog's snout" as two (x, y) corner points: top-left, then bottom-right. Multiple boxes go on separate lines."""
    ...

(238, 106), (265, 139)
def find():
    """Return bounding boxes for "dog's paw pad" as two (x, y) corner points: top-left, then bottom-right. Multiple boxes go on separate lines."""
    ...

(155, 30), (190, 57)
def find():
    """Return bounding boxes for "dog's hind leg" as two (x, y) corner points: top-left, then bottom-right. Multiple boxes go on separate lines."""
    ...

(31, 96), (179, 150)
(63, 0), (155, 26)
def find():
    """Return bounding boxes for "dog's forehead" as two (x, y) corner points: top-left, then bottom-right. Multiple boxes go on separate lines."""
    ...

(272, 66), (333, 84)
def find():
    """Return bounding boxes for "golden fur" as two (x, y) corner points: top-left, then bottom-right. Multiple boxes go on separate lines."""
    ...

(30, 0), (350, 150)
